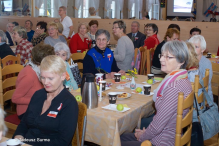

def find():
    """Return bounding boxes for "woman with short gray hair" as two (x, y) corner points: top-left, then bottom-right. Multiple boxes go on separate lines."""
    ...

(12, 26), (33, 65)
(54, 42), (78, 90)
(83, 29), (125, 79)
(112, 20), (134, 72)
(121, 40), (192, 146)
(0, 30), (15, 59)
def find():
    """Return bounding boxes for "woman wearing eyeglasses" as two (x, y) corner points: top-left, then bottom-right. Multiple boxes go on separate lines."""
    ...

(44, 22), (67, 47)
(112, 20), (134, 72)
(31, 21), (48, 46)
(120, 41), (192, 146)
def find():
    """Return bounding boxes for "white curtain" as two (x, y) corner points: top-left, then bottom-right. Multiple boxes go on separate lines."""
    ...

(136, 0), (143, 19)
(145, 0), (154, 13)
(60, 0), (68, 7)
(74, 0), (83, 18)
(104, 0), (112, 18)
(34, 0), (44, 17)
(128, 0), (135, 18)
(90, 0), (100, 16)
(118, 0), (124, 19)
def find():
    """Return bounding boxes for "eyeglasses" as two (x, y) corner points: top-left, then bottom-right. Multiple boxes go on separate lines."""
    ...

(112, 27), (119, 29)
(96, 38), (107, 42)
(158, 54), (175, 60)
(48, 28), (56, 31)
(36, 27), (41, 30)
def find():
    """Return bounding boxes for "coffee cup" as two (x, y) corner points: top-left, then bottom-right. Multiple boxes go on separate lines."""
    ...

(6, 139), (21, 146)
(143, 85), (151, 95)
(207, 53), (211, 58)
(99, 80), (106, 91)
(147, 74), (154, 80)
(114, 73), (121, 83)
(108, 92), (117, 104)
(77, 50), (81, 53)
(95, 73), (103, 85)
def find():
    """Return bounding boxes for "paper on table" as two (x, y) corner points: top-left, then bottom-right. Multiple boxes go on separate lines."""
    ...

(102, 104), (130, 112)
(124, 83), (144, 89)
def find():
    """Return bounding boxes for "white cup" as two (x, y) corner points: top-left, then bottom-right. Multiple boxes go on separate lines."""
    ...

(6, 139), (21, 146)
(95, 73), (103, 84)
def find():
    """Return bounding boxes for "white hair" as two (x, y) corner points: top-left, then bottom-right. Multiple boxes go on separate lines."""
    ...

(54, 42), (71, 60)
(189, 35), (206, 51)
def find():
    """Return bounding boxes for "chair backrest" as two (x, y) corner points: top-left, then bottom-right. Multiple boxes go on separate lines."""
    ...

(139, 46), (147, 75)
(194, 69), (209, 105)
(72, 102), (87, 146)
(134, 48), (139, 65)
(146, 46), (156, 74)
(175, 91), (194, 146)
(0, 54), (21, 68)
(211, 62), (219, 96)
(69, 53), (86, 76)
(0, 64), (24, 110)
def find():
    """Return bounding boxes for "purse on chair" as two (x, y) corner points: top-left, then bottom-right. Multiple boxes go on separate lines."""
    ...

(69, 59), (82, 86)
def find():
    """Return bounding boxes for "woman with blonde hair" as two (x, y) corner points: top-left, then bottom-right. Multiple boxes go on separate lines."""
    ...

(69, 22), (92, 53)
(13, 55), (78, 145)
(44, 22), (67, 47)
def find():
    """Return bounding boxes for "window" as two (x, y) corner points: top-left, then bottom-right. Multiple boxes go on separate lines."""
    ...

(131, 2), (135, 18)
(78, 0), (89, 18)
(39, 0), (55, 17)
(111, 1), (115, 18)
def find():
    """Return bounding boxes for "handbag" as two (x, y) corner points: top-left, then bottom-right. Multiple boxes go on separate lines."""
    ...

(195, 79), (219, 140)
(191, 94), (204, 146)
(69, 59), (82, 85)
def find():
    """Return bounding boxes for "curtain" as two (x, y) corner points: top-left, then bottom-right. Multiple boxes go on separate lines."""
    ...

(89, 0), (100, 16)
(145, 0), (154, 13)
(136, 0), (143, 19)
(128, 0), (135, 18)
(104, 0), (112, 18)
(74, 0), (83, 18)
(118, 0), (124, 19)
(34, 0), (44, 17)
(60, 0), (68, 7)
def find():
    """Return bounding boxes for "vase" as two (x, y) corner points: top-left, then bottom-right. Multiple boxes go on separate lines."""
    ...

(130, 77), (136, 90)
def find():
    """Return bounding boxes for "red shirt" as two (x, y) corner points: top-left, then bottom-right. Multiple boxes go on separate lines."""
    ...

(69, 33), (91, 53)
(144, 34), (160, 50)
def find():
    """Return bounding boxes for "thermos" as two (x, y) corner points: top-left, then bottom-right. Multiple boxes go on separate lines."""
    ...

(81, 74), (98, 109)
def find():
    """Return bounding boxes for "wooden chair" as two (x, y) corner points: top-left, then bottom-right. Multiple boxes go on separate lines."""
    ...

(211, 62), (219, 106)
(69, 53), (86, 77)
(134, 48), (139, 66)
(0, 54), (21, 68)
(146, 46), (156, 74)
(141, 91), (194, 146)
(139, 46), (147, 75)
(0, 64), (24, 130)
(72, 102), (87, 146)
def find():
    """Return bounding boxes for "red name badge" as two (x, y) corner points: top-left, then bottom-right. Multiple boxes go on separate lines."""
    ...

(107, 54), (111, 61)
(47, 111), (58, 118)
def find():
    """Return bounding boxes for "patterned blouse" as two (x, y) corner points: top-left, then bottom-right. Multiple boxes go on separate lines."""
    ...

(31, 33), (48, 46)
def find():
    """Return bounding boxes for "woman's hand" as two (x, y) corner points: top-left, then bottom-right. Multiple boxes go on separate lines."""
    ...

(84, 33), (91, 41)
(14, 135), (24, 141)
(118, 70), (126, 75)
(106, 72), (116, 79)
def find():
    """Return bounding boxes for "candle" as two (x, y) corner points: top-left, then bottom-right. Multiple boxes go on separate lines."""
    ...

(99, 80), (103, 101)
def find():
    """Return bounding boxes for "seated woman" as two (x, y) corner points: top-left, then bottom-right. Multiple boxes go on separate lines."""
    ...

(143, 23), (160, 50)
(13, 55), (78, 146)
(54, 42), (78, 90)
(56, 22), (66, 39)
(83, 29), (125, 79)
(120, 41), (192, 146)
(189, 35), (213, 100)
(87, 20), (98, 41)
(12, 43), (55, 120)
(44, 22), (67, 47)
(113, 20), (134, 72)
(31, 21), (48, 46)
(0, 30), (15, 59)
(69, 23), (92, 53)
(12, 26), (33, 65)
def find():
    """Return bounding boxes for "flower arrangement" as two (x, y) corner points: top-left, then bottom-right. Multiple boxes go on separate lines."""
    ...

(127, 68), (138, 78)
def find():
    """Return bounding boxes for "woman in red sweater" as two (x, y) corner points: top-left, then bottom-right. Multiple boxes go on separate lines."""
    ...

(69, 23), (92, 53)
(144, 23), (159, 50)
(12, 43), (55, 120)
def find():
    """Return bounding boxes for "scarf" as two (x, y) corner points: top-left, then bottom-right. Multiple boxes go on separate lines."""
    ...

(153, 69), (188, 102)
(24, 60), (41, 80)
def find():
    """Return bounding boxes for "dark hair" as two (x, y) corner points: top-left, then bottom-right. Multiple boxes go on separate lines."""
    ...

(31, 43), (55, 65)
(12, 22), (19, 26)
(89, 20), (99, 27)
(168, 24), (180, 32)
(36, 21), (47, 32)
(25, 20), (33, 28)
(147, 23), (158, 34)
(113, 20), (126, 33)
(190, 27), (201, 35)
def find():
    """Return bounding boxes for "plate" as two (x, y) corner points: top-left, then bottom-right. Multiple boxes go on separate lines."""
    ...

(102, 104), (130, 112)
(103, 87), (111, 91)
(108, 92), (131, 100)
(154, 77), (163, 82)
(131, 91), (154, 96)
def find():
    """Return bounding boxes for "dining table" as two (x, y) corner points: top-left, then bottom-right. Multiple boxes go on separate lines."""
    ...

(0, 137), (31, 146)
(71, 75), (161, 146)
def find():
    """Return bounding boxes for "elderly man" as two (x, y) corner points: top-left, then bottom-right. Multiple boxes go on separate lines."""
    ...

(87, 7), (101, 19)
(5, 22), (15, 46)
(59, 6), (74, 38)
(0, 30), (15, 59)
(25, 20), (35, 42)
(127, 21), (146, 49)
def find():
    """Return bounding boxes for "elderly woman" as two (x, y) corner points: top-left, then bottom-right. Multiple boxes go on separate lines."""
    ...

(44, 22), (67, 47)
(54, 42), (78, 90)
(113, 20), (134, 72)
(56, 22), (66, 39)
(189, 35), (213, 100)
(69, 23), (92, 53)
(12, 43), (55, 120)
(13, 55), (78, 146)
(83, 29), (125, 79)
(31, 21), (48, 46)
(0, 30), (15, 59)
(121, 41), (192, 146)
(88, 20), (98, 41)
(144, 23), (160, 50)
(12, 26), (33, 65)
